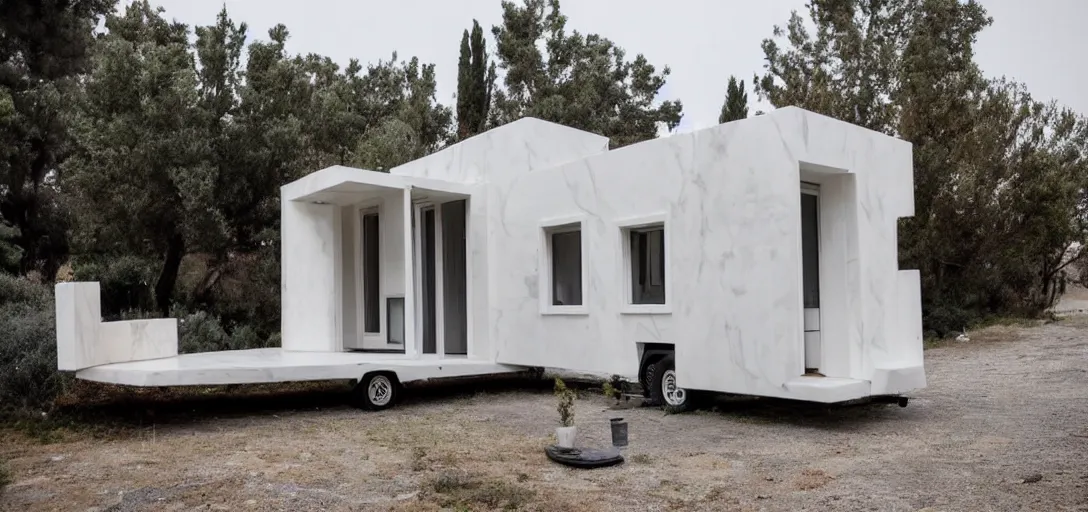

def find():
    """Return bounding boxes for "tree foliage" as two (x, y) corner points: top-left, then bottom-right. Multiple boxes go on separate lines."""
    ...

(756, 0), (1088, 334)
(456, 20), (495, 140)
(0, 0), (114, 278)
(490, 0), (683, 148)
(719, 75), (748, 123)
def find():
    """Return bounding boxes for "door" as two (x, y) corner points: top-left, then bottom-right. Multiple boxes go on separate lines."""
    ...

(801, 183), (822, 373)
(413, 200), (470, 357)
(420, 206), (437, 354)
(441, 200), (468, 355)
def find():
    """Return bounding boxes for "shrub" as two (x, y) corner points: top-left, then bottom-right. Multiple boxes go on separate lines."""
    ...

(70, 255), (156, 316)
(554, 377), (574, 427)
(0, 274), (70, 414)
(177, 308), (277, 353)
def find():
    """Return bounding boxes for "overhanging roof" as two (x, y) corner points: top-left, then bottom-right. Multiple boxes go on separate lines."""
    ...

(282, 165), (474, 206)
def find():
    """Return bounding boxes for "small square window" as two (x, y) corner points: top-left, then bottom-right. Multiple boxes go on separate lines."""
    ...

(550, 228), (583, 306)
(629, 225), (665, 305)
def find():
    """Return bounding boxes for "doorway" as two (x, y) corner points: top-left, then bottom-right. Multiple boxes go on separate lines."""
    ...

(801, 182), (822, 373)
(414, 199), (469, 356)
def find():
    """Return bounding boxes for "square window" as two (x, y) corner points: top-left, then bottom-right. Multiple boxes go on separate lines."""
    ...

(549, 228), (583, 306)
(629, 225), (666, 305)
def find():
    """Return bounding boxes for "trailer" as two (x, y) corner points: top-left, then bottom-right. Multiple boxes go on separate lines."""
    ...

(55, 106), (926, 411)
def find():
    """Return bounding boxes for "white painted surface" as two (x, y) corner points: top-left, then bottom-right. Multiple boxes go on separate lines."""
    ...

(803, 309), (820, 331)
(803, 331), (822, 370)
(56, 282), (177, 371)
(281, 199), (341, 352)
(75, 348), (521, 387)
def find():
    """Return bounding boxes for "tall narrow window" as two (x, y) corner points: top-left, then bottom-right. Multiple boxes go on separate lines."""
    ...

(361, 212), (380, 333)
(550, 228), (582, 306)
(801, 191), (820, 309)
(629, 225), (666, 304)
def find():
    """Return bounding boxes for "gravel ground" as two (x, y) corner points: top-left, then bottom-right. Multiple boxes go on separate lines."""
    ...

(2, 319), (1088, 511)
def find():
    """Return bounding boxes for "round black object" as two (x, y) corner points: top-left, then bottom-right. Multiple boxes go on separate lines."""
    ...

(354, 372), (400, 410)
(544, 445), (624, 469)
(646, 355), (692, 412)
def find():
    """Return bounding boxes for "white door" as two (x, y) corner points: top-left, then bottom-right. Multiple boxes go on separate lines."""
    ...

(356, 207), (406, 352)
(801, 183), (822, 372)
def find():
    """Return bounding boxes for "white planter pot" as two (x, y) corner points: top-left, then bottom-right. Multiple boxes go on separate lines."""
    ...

(556, 425), (577, 448)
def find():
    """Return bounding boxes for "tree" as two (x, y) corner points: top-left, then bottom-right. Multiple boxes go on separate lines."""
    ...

(755, 0), (1088, 334)
(718, 76), (748, 123)
(350, 54), (452, 170)
(456, 20), (495, 140)
(64, 1), (216, 315)
(0, 0), (115, 277)
(489, 0), (683, 148)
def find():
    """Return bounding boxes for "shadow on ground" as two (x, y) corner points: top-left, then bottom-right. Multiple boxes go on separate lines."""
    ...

(691, 393), (910, 430)
(8, 374), (909, 436)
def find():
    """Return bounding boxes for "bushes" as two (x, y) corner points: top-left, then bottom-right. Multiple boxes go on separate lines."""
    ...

(176, 309), (277, 353)
(70, 255), (156, 317)
(0, 274), (70, 414)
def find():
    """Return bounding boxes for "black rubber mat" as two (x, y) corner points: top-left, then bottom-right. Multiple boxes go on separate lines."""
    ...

(544, 445), (625, 469)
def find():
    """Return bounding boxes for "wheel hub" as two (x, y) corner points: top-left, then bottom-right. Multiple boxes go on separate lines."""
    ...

(368, 376), (392, 406)
(662, 369), (686, 406)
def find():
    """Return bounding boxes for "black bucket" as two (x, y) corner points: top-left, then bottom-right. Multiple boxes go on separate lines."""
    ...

(610, 418), (628, 447)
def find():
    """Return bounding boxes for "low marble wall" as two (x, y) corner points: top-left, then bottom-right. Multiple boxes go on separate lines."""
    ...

(56, 282), (178, 371)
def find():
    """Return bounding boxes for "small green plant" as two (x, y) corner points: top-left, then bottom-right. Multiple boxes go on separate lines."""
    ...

(603, 375), (628, 401)
(554, 377), (575, 427)
(603, 381), (618, 399)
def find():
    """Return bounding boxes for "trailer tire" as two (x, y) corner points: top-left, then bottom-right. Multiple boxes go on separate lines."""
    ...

(354, 372), (400, 411)
(646, 355), (692, 412)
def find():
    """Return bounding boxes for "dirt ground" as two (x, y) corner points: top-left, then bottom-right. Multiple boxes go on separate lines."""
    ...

(3, 319), (1088, 511)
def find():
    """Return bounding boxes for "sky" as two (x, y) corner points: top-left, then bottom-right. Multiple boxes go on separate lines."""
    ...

(144, 0), (1087, 134)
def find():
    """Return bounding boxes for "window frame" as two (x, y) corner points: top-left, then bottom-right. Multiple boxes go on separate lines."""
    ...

(539, 215), (589, 316)
(618, 213), (671, 315)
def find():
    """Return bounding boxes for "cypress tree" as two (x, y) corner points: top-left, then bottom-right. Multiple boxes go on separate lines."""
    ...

(719, 76), (749, 123)
(455, 20), (493, 140)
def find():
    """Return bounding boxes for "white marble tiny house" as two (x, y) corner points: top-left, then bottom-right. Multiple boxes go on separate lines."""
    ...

(57, 107), (925, 409)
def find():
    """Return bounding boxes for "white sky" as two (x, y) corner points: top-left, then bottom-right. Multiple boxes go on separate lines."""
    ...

(145, 0), (1087, 134)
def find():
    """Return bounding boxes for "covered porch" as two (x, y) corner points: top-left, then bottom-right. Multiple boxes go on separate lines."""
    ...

(280, 166), (478, 359)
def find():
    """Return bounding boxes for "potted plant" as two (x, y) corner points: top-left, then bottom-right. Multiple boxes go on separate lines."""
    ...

(554, 377), (576, 448)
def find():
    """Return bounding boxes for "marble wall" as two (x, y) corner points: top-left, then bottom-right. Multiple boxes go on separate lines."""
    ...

(56, 282), (177, 371)
(487, 107), (924, 399)
(391, 117), (610, 360)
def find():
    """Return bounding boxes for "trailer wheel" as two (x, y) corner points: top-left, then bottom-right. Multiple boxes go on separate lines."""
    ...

(354, 372), (400, 411)
(646, 355), (692, 412)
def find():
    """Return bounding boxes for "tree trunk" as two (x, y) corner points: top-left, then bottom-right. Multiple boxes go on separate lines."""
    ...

(155, 231), (186, 316)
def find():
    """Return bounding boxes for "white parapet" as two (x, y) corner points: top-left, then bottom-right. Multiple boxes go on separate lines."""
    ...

(56, 282), (178, 372)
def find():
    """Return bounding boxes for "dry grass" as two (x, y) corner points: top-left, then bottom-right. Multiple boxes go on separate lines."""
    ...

(794, 468), (834, 491)
(4, 320), (1088, 511)
(423, 470), (536, 510)
(0, 458), (10, 494)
